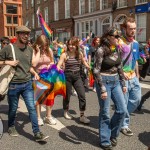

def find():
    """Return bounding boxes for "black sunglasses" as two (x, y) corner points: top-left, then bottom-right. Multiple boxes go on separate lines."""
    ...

(113, 35), (120, 39)
(2, 42), (9, 45)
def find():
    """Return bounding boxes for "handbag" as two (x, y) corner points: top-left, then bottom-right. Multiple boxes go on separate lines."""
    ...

(0, 44), (16, 100)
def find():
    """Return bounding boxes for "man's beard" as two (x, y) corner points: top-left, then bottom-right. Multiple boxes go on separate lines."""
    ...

(126, 31), (134, 38)
(19, 38), (28, 44)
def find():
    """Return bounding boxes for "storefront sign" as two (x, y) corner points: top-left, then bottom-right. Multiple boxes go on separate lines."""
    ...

(135, 3), (150, 13)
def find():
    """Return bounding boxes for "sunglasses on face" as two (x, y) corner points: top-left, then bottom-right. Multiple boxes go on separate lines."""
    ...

(2, 42), (9, 45)
(112, 35), (120, 39)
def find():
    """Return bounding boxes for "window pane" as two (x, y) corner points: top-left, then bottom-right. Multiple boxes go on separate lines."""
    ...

(95, 20), (97, 35)
(6, 5), (17, 14)
(136, 14), (146, 42)
(102, 25), (110, 34)
(13, 16), (18, 24)
(118, 0), (127, 7)
(137, 0), (147, 4)
(90, 0), (96, 12)
(80, 0), (85, 14)
(102, 0), (108, 9)
(7, 16), (12, 24)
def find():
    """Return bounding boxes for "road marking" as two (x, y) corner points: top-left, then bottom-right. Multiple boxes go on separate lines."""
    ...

(140, 83), (150, 89)
(18, 99), (66, 131)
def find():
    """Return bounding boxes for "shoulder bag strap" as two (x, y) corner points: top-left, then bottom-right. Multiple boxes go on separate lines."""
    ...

(9, 43), (16, 61)
(123, 43), (133, 66)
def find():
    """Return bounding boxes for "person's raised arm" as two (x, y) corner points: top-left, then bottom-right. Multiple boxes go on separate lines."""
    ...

(57, 53), (66, 70)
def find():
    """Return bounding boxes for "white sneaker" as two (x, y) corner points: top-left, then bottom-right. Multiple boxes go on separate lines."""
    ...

(92, 88), (96, 92)
(64, 111), (73, 120)
(38, 118), (44, 126)
(43, 116), (57, 125)
(80, 116), (90, 124)
(72, 90), (77, 96)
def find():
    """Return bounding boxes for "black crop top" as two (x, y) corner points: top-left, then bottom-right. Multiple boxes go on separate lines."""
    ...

(93, 46), (125, 93)
(101, 50), (121, 72)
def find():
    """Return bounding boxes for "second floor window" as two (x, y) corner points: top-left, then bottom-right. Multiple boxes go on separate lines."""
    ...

(44, 7), (48, 24)
(31, 0), (34, 7)
(136, 0), (147, 4)
(65, 0), (70, 18)
(26, 0), (28, 9)
(101, 0), (108, 10)
(54, 0), (59, 20)
(89, 0), (96, 13)
(37, 0), (40, 4)
(118, 0), (127, 8)
(6, 5), (17, 14)
(79, 0), (85, 15)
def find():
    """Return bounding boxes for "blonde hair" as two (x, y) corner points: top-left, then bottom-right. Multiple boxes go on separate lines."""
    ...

(33, 34), (53, 62)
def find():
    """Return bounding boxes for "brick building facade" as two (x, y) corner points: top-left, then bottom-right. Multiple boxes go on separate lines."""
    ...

(22, 0), (150, 42)
(0, 0), (22, 39)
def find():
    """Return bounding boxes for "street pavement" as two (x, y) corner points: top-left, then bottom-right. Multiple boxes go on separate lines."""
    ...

(0, 77), (150, 150)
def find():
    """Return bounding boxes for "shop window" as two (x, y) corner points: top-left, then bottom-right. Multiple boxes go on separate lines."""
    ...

(102, 17), (110, 34)
(136, 14), (146, 42)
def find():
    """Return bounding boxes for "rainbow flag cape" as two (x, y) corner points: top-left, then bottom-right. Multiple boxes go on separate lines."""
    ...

(37, 8), (53, 39)
(33, 64), (66, 105)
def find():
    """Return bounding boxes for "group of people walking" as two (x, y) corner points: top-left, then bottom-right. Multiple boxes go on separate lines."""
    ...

(0, 17), (148, 149)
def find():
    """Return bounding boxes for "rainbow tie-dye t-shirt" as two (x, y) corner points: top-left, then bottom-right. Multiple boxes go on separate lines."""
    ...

(119, 37), (140, 78)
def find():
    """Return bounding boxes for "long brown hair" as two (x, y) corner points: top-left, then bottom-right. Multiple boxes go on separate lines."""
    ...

(67, 37), (81, 60)
(32, 34), (53, 62)
(100, 27), (120, 56)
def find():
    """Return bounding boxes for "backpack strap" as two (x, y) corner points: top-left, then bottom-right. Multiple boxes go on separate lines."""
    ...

(9, 43), (16, 61)
(123, 43), (133, 66)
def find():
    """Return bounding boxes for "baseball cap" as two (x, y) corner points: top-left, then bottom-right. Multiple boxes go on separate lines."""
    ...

(16, 25), (31, 33)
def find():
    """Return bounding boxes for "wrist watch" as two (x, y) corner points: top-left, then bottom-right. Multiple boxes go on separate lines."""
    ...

(3, 61), (5, 64)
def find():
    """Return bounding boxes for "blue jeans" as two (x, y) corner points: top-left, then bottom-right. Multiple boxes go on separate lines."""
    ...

(8, 80), (40, 134)
(122, 77), (141, 128)
(96, 75), (126, 146)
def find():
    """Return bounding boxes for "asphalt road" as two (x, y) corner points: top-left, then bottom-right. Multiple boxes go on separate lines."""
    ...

(0, 77), (150, 150)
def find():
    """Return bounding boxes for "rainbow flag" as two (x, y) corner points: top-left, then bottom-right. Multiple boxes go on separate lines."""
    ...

(89, 62), (94, 87)
(89, 70), (94, 87)
(57, 47), (65, 57)
(37, 8), (53, 39)
(33, 64), (66, 105)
